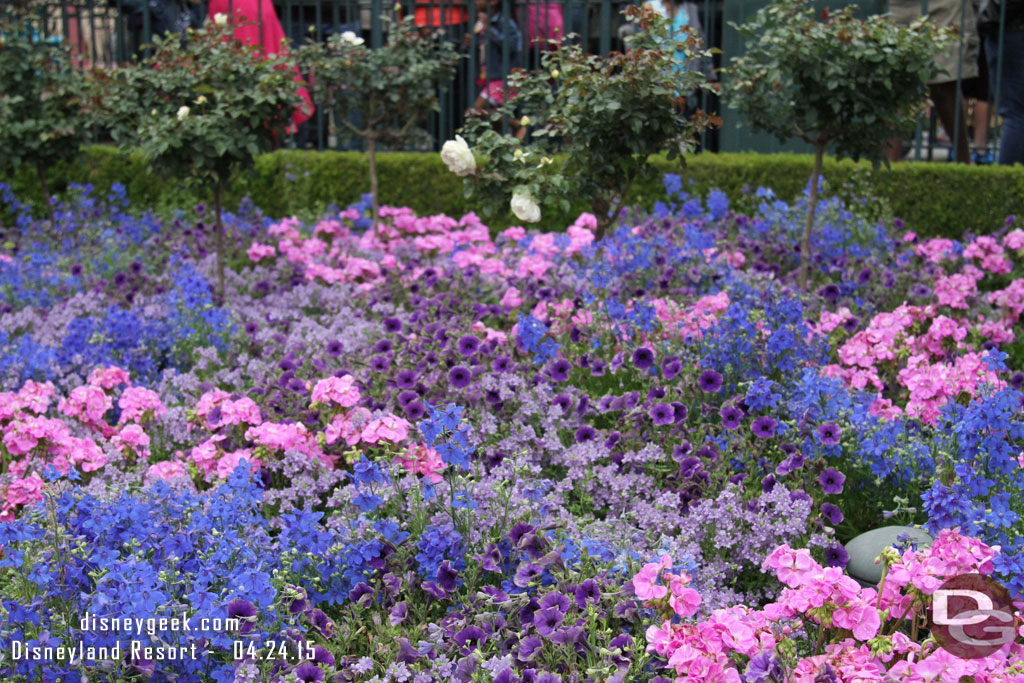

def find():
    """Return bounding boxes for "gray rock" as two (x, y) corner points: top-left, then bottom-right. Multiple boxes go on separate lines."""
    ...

(845, 526), (934, 585)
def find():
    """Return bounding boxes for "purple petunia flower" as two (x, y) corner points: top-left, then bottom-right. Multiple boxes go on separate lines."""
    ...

(421, 581), (446, 599)
(294, 663), (324, 683)
(744, 651), (783, 683)
(396, 370), (417, 388)
(493, 356), (513, 372)
(534, 606), (565, 636)
(819, 283), (841, 302)
(698, 369), (723, 393)
(348, 582), (373, 606)
(817, 423), (842, 445)
(226, 599), (257, 634)
(458, 335), (481, 356)
(632, 347), (654, 370)
(384, 317), (402, 333)
(370, 356), (390, 373)
(751, 416), (777, 439)
(549, 358), (571, 382)
(590, 360), (606, 377)
(514, 561), (543, 587)
(389, 601), (408, 626)
(404, 401), (426, 420)
(313, 646), (334, 667)
(819, 468), (846, 494)
(672, 441), (692, 462)
(575, 426), (596, 443)
(453, 625), (487, 653)
(574, 579), (601, 608)
(719, 405), (743, 430)
(553, 394), (571, 414)
(518, 634), (543, 662)
(436, 560), (459, 593)
(677, 456), (700, 478)
(824, 543), (850, 568)
(662, 358), (682, 380)
(449, 366), (472, 388)
(540, 591), (570, 613)
(650, 403), (674, 426)
(821, 502), (844, 525)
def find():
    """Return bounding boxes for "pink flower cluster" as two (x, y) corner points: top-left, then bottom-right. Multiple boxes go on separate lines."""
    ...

(184, 374), (426, 483)
(820, 299), (1006, 422)
(394, 443), (445, 483)
(0, 368), (165, 519)
(247, 204), (600, 298)
(651, 293), (731, 342)
(640, 530), (1024, 683)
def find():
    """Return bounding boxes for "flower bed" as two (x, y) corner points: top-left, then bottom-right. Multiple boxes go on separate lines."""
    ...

(0, 179), (1022, 682)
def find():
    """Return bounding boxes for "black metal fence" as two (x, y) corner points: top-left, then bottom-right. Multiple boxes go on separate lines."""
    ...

(0, 0), (1013, 162)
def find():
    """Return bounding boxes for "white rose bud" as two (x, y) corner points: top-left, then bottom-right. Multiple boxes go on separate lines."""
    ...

(550, 69), (559, 78)
(195, 95), (207, 105)
(510, 187), (541, 223)
(520, 115), (530, 127)
(214, 12), (228, 25)
(340, 30), (365, 46)
(440, 135), (476, 177)
(177, 106), (190, 121)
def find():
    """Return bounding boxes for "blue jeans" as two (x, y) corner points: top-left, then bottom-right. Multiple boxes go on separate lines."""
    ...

(986, 30), (1024, 166)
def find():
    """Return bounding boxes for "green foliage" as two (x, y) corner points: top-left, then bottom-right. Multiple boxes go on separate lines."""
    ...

(11, 148), (1024, 239)
(456, 5), (716, 237)
(297, 14), (460, 150)
(0, 13), (87, 218)
(296, 10), (461, 227)
(85, 19), (304, 190)
(724, 0), (950, 161)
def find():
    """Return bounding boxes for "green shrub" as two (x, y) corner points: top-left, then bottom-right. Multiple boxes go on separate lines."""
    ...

(6, 147), (1024, 238)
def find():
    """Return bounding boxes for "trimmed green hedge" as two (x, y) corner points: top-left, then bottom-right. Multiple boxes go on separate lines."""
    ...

(6, 145), (1024, 237)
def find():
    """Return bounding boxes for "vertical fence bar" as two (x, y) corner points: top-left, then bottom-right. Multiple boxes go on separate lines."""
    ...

(951, 0), (966, 161)
(990, 0), (1006, 160)
(371, 0), (383, 47)
(913, 0), (928, 160)
(598, 0), (609, 54)
(501, 0), (511, 135)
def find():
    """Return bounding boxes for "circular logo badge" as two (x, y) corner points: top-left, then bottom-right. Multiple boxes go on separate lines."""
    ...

(930, 573), (1016, 659)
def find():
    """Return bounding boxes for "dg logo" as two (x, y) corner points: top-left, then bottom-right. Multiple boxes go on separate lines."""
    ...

(930, 573), (1018, 659)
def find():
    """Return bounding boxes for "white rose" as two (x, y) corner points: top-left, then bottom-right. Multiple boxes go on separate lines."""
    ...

(195, 95), (207, 105)
(213, 12), (228, 25)
(440, 135), (476, 176)
(177, 106), (190, 121)
(510, 187), (541, 223)
(340, 30), (365, 46)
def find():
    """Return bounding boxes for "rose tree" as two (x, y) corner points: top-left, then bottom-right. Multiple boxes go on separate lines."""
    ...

(724, 0), (951, 286)
(0, 13), (87, 230)
(297, 12), (461, 235)
(85, 16), (304, 299)
(445, 5), (717, 239)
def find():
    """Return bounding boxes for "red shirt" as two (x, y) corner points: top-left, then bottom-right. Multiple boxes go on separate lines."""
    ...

(207, 0), (314, 130)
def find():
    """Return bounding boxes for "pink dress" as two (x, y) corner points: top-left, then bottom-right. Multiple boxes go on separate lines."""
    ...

(522, 1), (563, 50)
(207, 0), (314, 131)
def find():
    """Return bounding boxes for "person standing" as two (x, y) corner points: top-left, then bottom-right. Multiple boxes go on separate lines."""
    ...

(206, 0), (314, 135)
(888, 0), (981, 163)
(978, 0), (1024, 164)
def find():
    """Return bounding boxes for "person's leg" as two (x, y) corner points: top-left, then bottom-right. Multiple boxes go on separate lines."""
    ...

(986, 31), (1024, 165)
(930, 81), (972, 163)
(973, 100), (990, 148)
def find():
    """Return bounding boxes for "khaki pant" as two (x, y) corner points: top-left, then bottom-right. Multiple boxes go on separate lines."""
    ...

(889, 0), (980, 84)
